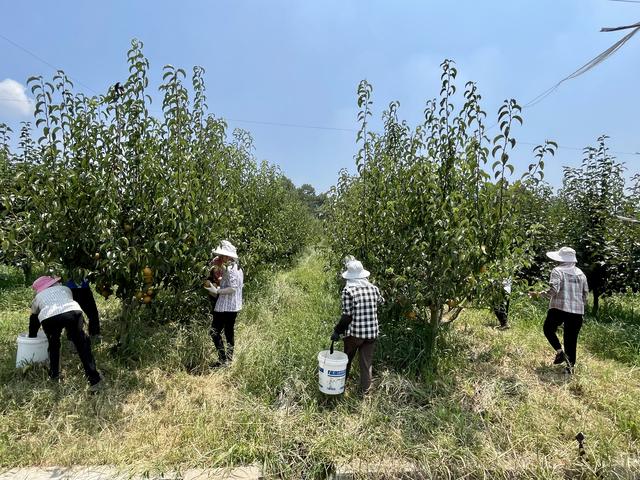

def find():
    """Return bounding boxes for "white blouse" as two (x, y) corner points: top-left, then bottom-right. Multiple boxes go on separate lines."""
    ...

(31, 285), (82, 322)
(214, 263), (244, 313)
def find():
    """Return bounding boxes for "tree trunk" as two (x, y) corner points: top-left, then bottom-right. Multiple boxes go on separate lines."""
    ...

(423, 305), (442, 378)
(21, 262), (32, 284)
(113, 297), (137, 352)
(592, 289), (600, 317)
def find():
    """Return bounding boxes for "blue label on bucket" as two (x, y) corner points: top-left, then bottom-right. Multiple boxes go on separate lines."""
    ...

(319, 367), (346, 377)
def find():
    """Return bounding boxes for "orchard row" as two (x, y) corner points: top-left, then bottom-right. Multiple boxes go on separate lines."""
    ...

(324, 60), (640, 364)
(0, 40), (316, 316)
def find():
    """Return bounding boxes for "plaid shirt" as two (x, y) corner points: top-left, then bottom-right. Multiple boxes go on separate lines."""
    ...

(341, 283), (384, 339)
(548, 265), (589, 315)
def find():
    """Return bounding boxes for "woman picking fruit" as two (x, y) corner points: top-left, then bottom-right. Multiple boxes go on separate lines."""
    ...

(203, 240), (244, 366)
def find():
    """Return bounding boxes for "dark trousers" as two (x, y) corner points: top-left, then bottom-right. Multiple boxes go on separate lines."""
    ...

(210, 311), (237, 362)
(543, 308), (583, 366)
(71, 287), (101, 336)
(40, 311), (101, 385)
(344, 336), (376, 392)
(208, 295), (218, 315)
(493, 298), (510, 327)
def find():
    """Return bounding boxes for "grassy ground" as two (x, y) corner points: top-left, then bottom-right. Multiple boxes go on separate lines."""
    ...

(0, 253), (639, 479)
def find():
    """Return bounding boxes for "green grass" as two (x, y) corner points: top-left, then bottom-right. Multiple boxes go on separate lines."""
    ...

(0, 253), (639, 478)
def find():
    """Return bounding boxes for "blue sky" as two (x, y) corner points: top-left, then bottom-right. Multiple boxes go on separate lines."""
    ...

(1, 1), (638, 192)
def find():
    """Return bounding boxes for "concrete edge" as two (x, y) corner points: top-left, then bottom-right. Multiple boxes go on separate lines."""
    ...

(0, 466), (263, 480)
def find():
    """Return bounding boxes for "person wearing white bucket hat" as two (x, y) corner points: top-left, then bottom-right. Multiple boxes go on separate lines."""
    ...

(331, 258), (384, 393)
(529, 246), (589, 374)
(203, 240), (244, 365)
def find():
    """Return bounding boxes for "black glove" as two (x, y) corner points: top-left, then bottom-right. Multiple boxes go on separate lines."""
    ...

(330, 331), (341, 342)
(333, 314), (353, 334)
(29, 313), (40, 338)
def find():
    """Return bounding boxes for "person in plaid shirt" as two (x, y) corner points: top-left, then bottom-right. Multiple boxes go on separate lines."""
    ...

(530, 246), (589, 373)
(331, 258), (384, 393)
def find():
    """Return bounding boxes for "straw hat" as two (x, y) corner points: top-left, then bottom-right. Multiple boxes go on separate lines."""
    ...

(32, 276), (61, 294)
(546, 247), (577, 263)
(212, 240), (238, 260)
(341, 259), (370, 279)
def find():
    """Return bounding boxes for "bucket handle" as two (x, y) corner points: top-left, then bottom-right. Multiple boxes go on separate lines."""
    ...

(321, 342), (335, 371)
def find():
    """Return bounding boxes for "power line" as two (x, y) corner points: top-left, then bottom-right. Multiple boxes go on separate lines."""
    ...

(3, 96), (638, 155)
(1, 30), (638, 157)
(222, 120), (640, 156)
(0, 33), (100, 96)
(485, 20), (639, 133)
(226, 117), (355, 132)
(518, 141), (640, 156)
(522, 25), (640, 109)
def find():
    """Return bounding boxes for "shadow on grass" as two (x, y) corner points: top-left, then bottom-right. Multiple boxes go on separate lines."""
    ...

(0, 292), (219, 450)
(534, 364), (573, 386)
(579, 298), (640, 366)
(1, 335), (158, 391)
(0, 348), (159, 455)
(593, 295), (640, 327)
(513, 294), (640, 368)
(375, 320), (434, 377)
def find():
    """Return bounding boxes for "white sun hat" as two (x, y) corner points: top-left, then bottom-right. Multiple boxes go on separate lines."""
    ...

(546, 246), (577, 263)
(341, 259), (370, 279)
(213, 240), (238, 259)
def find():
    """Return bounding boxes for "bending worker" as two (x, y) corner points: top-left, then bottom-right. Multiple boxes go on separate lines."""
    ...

(29, 276), (102, 390)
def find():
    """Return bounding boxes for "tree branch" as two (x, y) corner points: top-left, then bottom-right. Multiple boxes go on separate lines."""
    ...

(442, 306), (465, 325)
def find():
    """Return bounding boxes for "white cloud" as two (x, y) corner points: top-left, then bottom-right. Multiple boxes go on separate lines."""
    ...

(0, 79), (35, 119)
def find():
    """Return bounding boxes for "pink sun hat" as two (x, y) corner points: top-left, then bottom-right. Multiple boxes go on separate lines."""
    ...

(32, 276), (61, 294)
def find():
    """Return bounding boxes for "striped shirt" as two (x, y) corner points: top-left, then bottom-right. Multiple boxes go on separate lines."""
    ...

(214, 263), (244, 312)
(31, 285), (82, 322)
(341, 283), (384, 339)
(548, 265), (589, 315)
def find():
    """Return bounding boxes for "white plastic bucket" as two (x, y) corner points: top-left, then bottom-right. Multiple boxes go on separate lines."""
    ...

(16, 332), (49, 368)
(318, 348), (348, 395)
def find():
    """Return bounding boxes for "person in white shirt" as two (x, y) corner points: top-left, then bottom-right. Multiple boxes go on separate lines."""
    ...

(529, 247), (589, 374)
(204, 241), (244, 365)
(29, 276), (102, 389)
